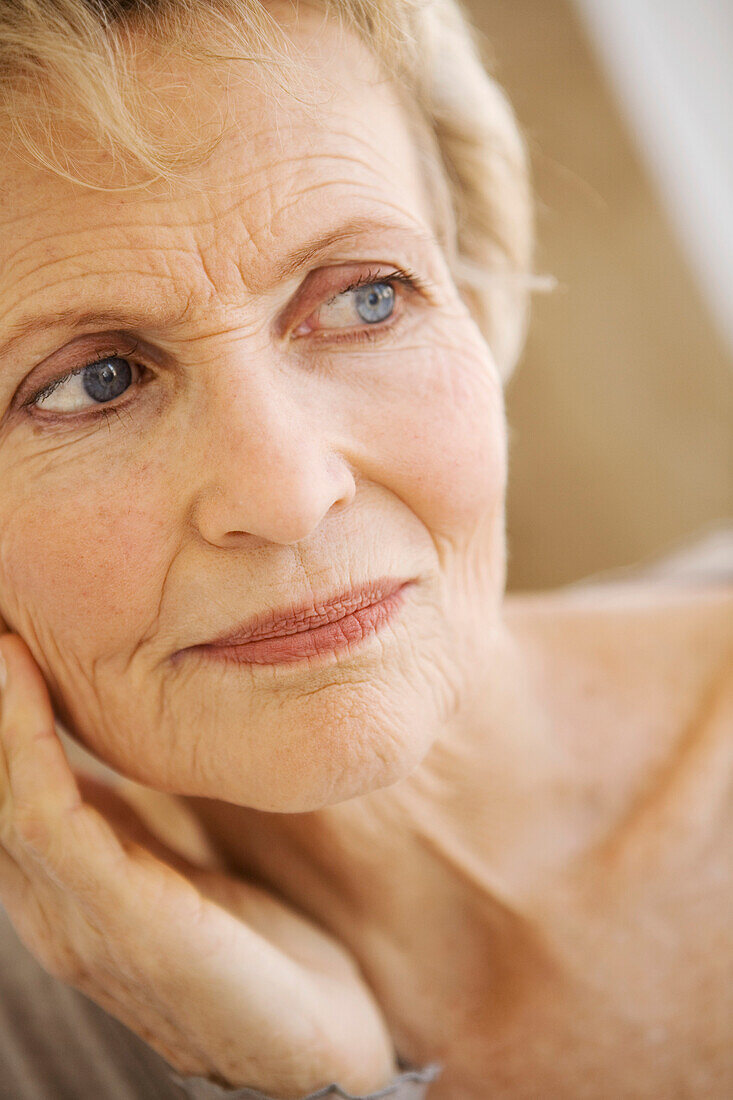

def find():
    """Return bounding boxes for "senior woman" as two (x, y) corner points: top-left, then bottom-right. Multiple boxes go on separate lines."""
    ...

(0, 0), (731, 1097)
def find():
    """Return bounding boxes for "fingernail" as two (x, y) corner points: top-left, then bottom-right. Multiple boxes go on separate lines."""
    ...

(0, 649), (6, 692)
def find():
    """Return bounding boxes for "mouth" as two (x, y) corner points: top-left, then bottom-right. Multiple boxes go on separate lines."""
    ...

(175, 577), (415, 667)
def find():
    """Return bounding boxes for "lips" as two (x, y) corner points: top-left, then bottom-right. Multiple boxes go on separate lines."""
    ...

(203, 577), (413, 648)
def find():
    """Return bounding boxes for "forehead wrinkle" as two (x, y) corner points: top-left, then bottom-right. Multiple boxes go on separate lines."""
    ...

(3, 143), (283, 233)
(2, 147), (424, 296)
(1, 232), (196, 305)
(1, 64), (444, 333)
(2, 249), (197, 319)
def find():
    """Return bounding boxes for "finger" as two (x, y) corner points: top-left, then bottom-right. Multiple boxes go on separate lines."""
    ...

(0, 639), (44, 905)
(0, 634), (123, 883)
(0, 835), (33, 901)
(0, 633), (82, 825)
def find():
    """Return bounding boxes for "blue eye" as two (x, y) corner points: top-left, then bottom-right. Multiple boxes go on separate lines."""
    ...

(81, 357), (133, 402)
(353, 283), (395, 323)
(33, 356), (135, 413)
(314, 277), (402, 333)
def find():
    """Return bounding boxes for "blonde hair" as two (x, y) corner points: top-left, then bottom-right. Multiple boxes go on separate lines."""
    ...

(0, 0), (534, 380)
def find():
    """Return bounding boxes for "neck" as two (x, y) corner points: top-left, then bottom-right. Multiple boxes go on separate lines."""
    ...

(182, 612), (585, 914)
(367, 616), (585, 895)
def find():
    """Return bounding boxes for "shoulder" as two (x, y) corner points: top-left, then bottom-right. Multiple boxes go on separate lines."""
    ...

(503, 523), (733, 666)
(502, 581), (733, 784)
(504, 578), (733, 662)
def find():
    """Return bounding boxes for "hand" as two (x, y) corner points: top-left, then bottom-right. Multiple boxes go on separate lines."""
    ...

(0, 633), (398, 1099)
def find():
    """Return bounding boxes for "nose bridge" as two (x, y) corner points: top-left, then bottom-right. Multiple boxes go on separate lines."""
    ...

(189, 360), (356, 545)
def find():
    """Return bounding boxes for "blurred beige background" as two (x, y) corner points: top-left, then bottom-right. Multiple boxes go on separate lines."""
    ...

(463, 0), (733, 592)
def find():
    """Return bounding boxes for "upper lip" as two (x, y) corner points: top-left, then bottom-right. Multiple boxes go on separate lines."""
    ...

(201, 576), (413, 647)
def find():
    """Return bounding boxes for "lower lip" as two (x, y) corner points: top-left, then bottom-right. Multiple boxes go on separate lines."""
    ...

(191, 583), (412, 666)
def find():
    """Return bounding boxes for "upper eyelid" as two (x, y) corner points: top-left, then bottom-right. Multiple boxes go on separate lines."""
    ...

(313, 270), (415, 316)
(29, 357), (146, 407)
(297, 273), (417, 342)
(277, 263), (424, 337)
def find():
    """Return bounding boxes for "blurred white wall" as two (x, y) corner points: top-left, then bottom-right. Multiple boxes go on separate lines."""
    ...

(573, 0), (733, 360)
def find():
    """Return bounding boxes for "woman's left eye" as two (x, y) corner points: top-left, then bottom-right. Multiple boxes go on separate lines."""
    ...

(295, 273), (413, 338)
(29, 356), (140, 414)
(321, 281), (396, 327)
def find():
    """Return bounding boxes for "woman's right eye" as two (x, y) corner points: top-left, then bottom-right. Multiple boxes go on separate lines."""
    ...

(31, 356), (139, 414)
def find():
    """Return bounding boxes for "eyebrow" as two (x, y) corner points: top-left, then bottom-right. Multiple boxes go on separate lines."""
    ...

(0, 216), (440, 361)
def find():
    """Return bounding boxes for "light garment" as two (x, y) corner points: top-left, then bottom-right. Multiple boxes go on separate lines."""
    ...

(1, 523), (730, 1099)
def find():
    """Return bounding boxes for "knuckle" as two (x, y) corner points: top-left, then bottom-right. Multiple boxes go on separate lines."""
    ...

(22, 916), (79, 983)
(30, 908), (101, 988)
(46, 944), (89, 985)
(14, 802), (53, 854)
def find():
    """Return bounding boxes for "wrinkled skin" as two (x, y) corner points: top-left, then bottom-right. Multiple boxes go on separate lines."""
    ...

(0, 3), (732, 1097)
(0, 5), (504, 815)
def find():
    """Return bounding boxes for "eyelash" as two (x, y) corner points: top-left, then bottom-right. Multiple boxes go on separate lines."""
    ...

(25, 267), (425, 422)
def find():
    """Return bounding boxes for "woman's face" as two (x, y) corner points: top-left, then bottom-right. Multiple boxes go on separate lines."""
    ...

(0, 6), (507, 811)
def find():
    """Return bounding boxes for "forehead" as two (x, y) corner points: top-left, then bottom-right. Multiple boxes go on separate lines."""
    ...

(0, 6), (436, 324)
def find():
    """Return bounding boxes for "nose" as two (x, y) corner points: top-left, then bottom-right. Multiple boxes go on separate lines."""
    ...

(189, 377), (357, 547)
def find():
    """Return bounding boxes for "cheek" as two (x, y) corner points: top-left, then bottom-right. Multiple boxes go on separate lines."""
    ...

(348, 334), (506, 538)
(0, 460), (173, 657)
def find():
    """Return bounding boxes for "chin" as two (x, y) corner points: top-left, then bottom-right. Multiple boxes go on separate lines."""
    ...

(195, 714), (436, 814)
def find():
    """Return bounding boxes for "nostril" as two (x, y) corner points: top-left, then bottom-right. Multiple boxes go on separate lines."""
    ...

(328, 454), (357, 509)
